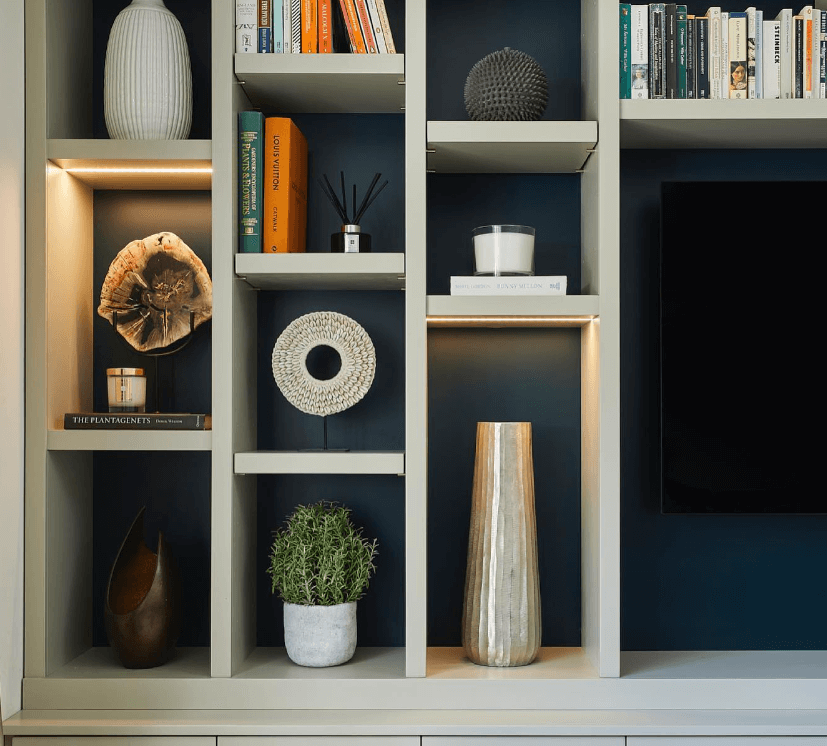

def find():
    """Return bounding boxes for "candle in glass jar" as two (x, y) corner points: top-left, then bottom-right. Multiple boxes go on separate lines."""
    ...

(107, 368), (147, 412)
(472, 225), (535, 276)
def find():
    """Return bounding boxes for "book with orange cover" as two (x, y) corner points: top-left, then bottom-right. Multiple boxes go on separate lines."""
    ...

(263, 117), (308, 254)
(353, 0), (378, 52)
(338, 0), (366, 52)
(302, 0), (317, 52)
(319, 0), (333, 52)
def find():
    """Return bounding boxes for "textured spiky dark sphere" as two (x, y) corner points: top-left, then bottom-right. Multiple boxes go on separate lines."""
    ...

(464, 47), (549, 121)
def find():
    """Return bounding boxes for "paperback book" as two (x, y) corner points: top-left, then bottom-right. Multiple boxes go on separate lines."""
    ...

(64, 413), (211, 430)
(450, 276), (568, 296)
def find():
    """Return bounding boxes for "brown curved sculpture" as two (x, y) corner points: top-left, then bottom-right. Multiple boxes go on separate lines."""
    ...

(105, 507), (182, 668)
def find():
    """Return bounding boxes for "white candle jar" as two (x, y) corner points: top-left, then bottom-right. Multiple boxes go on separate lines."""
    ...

(472, 225), (535, 276)
(107, 368), (147, 413)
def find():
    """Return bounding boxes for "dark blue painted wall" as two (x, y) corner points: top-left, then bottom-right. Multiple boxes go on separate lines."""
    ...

(620, 149), (827, 650)
(427, 327), (582, 647)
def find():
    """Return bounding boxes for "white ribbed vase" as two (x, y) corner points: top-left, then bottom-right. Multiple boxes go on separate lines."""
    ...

(462, 421), (541, 667)
(104, 0), (192, 140)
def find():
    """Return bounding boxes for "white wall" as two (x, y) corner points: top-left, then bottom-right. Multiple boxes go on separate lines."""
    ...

(0, 0), (26, 726)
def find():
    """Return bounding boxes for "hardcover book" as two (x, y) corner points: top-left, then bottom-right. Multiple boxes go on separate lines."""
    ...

(620, 3), (632, 98)
(650, 3), (667, 98)
(354, 0), (378, 52)
(631, 5), (650, 98)
(238, 111), (264, 253)
(696, 16), (710, 97)
(450, 276), (568, 296)
(776, 8), (793, 98)
(755, 9), (764, 97)
(236, 0), (257, 53)
(686, 14), (696, 97)
(318, 0), (333, 52)
(746, 7), (758, 97)
(339, 0), (367, 52)
(799, 6), (813, 97)
(763, 18), (782, 98)
(272, 0), (284, 53)
(665, 3), (678, 98)
(373, 0), (396, 52)
(64, 413), (211, 430)
(284, 0), (301, 53)
(302, 0), (317, 52)
(263, 117), (308, 254)
(366, 0), (388, 52)
(258, 0), (272, 52)
(677, 5), (688, 97)
(706, 6), (722, 97)
(794, 14), (804, 97)
(728, 11), (748, 97)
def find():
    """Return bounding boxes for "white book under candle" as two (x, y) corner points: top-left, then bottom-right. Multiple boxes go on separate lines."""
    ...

(450, 276), (568, 296)
(763, 19), (782, 98)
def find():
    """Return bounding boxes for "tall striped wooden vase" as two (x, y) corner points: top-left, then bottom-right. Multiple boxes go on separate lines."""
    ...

(104, 0), (192, 140)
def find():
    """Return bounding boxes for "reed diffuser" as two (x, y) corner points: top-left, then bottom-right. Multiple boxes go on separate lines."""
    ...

(318, 171), (388, 253)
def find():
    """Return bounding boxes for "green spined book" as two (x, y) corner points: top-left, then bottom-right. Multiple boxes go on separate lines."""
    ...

(620, 3), (632, 97)
(238, 111), (264, 253)
(677, 5), (688, 97)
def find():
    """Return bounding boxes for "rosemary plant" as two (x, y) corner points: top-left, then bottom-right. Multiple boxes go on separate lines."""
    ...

(267, 501), (378, 606)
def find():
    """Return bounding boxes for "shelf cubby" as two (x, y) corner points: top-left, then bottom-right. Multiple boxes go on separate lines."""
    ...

(426, 295), (599, 322)
(234, 451), (405, 475)
(48, 430), (212, 452)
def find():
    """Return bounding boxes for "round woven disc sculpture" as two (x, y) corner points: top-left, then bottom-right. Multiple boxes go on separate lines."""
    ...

(272, 311), (376, 417)
(464, 47), (549, 121)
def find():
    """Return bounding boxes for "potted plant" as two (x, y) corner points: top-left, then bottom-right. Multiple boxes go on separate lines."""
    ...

(267, 500), (378, 667)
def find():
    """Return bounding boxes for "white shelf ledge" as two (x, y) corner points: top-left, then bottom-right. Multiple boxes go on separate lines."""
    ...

(235, 252), (405, 290)
(426, 295), (599, 324)
(234, 450), (405, 475)
(620, 99), (827, 148)
(427, 121), (598, 173)
(48, 139), (212, 189)
(234, 53), (405, 113)
(621, 650), (827, 679)
(234, 647), (406, 680)
(427, 647), (598, 680)
(47, 429), (212, 452)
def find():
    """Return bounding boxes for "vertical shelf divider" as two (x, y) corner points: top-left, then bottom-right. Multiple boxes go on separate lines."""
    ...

(406, 0), (429, 679)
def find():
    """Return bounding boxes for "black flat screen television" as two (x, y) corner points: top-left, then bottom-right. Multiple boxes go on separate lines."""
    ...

(659, 181), (821, 514)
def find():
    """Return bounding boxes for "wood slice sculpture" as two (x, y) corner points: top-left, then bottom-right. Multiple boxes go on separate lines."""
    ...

(98, 231), (212, 352)
(105, 507), (182, 669)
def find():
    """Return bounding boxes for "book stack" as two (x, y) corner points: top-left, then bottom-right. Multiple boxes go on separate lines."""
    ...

(450, 276), (568, 296)
(236, 0), (396, 54)
(238, 112), (308, 254)
(619, 2), (827, 99)
(64, 413), (211, 430)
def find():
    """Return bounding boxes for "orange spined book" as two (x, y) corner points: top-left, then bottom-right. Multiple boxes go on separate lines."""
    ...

(302, 0), (318, 52)
(319, 0), (333, 52)
(339, 0), (366, 52)
(263, 117), (308, 254)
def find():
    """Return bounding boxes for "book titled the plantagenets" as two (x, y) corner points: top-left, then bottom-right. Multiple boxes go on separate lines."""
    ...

(450, 276), (568, 296)
(64, 413), (211, 430)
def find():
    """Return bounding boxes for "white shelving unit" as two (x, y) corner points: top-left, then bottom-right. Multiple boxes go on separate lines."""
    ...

(8, 0), (827, 738)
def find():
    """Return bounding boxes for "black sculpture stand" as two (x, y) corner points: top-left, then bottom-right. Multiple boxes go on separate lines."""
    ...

(112, 310), (197, 413)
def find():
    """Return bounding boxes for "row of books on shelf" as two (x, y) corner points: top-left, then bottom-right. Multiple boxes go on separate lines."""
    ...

(239, 111), (308, 254)
(619, 3), (827, 99)
(236, 0), (396, 55)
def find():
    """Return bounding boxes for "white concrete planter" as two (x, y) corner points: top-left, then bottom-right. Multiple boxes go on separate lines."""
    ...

(283, 601), (357, 667)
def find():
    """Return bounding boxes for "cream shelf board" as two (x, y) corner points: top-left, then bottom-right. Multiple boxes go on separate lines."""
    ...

(234, 54), (405, 113)
(47, 429), (212, 452)
(41, 646), (211, 679)
(48, 139), (212, 189)
(426, 121), (598, 173)
(619, 100), (827, 148)
(7, 709), (827, 736)
(427, 647), (599, 680)
(621, 650), (827, 679)
(234, 450), (405, 475)
(233, 647), (406, 680)
(426, 294), (599, 323)
(235, 252), (406, 290)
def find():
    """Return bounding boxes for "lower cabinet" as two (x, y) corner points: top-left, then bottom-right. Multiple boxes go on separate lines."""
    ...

(13, 740), (215, 746)
(628, 741), (827, 746)
(422, 736), (626, 746)
(219, 740), (417, 746)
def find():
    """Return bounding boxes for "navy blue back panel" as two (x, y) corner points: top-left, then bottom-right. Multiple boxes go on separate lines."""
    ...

(621, 149), (827, 650)
(427, 327), (582, 647)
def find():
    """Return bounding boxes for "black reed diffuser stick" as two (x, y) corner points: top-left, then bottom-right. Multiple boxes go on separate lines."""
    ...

(318, 171), (387, 225)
